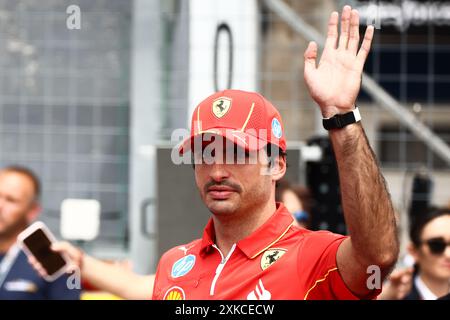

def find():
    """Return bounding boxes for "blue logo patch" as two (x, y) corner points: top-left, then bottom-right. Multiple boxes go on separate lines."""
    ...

(271, 118), (282, 139)
(171, 254), (196, 278)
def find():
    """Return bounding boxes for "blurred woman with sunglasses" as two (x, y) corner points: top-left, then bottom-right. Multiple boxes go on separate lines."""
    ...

(405, 207), (450, 299)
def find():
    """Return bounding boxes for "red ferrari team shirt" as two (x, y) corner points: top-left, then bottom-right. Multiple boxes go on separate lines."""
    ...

(152, 203), (378, 300)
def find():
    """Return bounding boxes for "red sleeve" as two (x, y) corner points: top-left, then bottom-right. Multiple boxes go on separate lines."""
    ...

(151, 255), (164, 300)
(299, 231), (381, 300)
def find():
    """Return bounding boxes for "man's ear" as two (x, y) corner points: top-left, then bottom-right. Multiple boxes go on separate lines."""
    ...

(26, 203), (41, 224)
(271, 155), (287, 182)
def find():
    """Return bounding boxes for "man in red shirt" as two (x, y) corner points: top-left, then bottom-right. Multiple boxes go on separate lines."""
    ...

(153, 6), (399, 300)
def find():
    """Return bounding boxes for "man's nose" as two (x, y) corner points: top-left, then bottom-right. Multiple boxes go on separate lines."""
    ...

(209, 163), (230, 182)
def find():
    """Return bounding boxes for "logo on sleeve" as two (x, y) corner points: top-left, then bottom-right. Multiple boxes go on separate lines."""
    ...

(171, 254), (196, 278)
(260, 248), (287, 271)
(164, 286), (185, 300)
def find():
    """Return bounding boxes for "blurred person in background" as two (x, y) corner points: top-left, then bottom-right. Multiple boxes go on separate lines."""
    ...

(404, 207), (450, 299)
(0, 166), (80, 300)
(275, 179), (312, 228)
(380, 207), (450, 300)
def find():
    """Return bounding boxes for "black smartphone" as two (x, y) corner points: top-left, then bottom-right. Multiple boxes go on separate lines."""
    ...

(18, 221), (68, 281)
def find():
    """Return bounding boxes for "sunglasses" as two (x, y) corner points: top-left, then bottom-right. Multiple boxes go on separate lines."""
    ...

(422, 237), (450, 255)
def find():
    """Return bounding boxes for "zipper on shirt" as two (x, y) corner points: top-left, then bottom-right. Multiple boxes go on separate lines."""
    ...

(210, 243), (236, 296)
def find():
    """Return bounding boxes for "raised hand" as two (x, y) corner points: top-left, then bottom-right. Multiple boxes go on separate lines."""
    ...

(304, 5), (374, 118)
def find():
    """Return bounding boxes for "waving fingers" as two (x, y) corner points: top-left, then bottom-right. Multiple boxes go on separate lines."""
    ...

(324, 11), (339, 51)
(304, 41), (318, 74)
(348, 9), (360, 54)
(357, 25), (374, 68)
(338, 5), (352, 50)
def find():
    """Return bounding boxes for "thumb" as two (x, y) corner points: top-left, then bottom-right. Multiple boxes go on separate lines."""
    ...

(51, 241), (81, 261)
(50, 241), (66, 253)
(304, 41), (318, 74)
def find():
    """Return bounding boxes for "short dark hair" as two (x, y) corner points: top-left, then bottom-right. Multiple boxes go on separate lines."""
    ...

(1, 165), (41, 202)
(265, 143), (287, 168)
(409, 206), (450, 247)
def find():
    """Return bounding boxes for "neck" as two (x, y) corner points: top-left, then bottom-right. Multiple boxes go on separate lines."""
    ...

(419, 273), (450, 298)
(213, 199), (277, 257)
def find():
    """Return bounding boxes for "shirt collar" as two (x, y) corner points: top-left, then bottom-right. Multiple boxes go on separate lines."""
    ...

(199, 203), (294, 259)
(199, 218), (216, 257)
(415, 275), (438, 300)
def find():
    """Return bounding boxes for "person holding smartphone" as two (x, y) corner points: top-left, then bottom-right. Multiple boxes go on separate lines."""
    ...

(0, 166), (80, 300)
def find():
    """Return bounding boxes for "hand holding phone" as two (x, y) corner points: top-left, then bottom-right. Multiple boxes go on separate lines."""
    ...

(18, 221), (69, 281)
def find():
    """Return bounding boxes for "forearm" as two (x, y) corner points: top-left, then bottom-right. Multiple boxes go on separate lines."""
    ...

(82, 255), (154, 300)
(330, 123), (399, 268)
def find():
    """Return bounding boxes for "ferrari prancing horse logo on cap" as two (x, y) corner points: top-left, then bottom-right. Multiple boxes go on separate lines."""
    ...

(212, 97), (232, 118)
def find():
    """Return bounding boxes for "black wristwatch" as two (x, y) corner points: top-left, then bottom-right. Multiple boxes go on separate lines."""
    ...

(322, 106), (361, 130)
